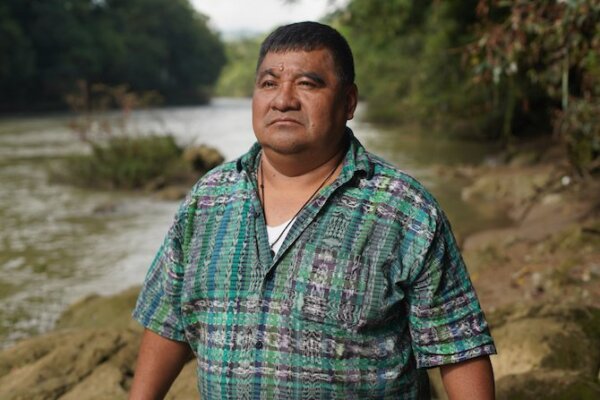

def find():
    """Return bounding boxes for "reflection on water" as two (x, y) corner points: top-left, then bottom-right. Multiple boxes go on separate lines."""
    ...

(0, 98), (505, 347)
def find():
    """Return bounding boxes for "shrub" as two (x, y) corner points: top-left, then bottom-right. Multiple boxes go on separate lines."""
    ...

(63, 134), (183, 190)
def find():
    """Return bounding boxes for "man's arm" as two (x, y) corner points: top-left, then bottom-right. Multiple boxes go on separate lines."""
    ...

(129, 329), (193, 400)
(439, 355), (495, 400)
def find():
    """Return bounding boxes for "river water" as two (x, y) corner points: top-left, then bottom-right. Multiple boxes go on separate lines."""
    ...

(0, 98), (504, 348)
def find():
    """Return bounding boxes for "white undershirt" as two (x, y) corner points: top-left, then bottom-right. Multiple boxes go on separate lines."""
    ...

(266, 217), (296, 255)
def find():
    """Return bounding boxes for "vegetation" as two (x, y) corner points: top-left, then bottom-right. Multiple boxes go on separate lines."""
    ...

(333, 0), (599, 175)
(64, 135), (183, 190)
(465, 0), (600, 175)
(334, 1), (492, 134)
(0, 0), (226, 112)
(58, 83), (223, 191)
(216, 37), (263, 98)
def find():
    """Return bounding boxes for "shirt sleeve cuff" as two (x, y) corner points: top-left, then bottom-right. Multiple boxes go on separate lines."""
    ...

(415, 342), (497, 369)
(131, 308), (187, 343)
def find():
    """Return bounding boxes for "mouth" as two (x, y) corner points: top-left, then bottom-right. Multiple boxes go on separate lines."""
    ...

(268, 117), (302, 126)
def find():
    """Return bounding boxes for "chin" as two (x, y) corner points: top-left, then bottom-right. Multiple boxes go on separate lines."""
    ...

(260, 139), (308, 156)
(257, 130), (307, 154)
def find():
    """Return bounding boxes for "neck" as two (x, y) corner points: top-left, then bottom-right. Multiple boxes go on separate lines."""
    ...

(260, 143), (346, 190)
(258, 145), (345, 227)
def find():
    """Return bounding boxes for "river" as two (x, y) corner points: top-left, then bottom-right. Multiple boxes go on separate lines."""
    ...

(0, 98), (505, 348)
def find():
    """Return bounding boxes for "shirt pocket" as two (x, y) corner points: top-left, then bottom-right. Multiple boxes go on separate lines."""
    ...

(292, 245), (372, 331)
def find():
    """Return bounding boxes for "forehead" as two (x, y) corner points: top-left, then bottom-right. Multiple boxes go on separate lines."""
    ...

(257, 49), (337, 74)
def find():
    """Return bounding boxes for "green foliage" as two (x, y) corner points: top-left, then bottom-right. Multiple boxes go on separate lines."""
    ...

(337, 0), (500, 136)
(65, 135), (183, 190)
(57, 83), (224, 190)
(0, 2), (36, 107)
(336, 0), (599, 173)
(467, 0), (600, 173)
(556, 99), (600, 175)
(216, 37), (263, 97)
(0, 0), (226, 112)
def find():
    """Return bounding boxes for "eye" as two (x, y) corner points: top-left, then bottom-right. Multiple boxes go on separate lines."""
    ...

(260, 80), (277, 89)
(298, 80), (316, 88)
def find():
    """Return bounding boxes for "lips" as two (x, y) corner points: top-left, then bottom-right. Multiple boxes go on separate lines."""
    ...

(268, 117), (302, 126)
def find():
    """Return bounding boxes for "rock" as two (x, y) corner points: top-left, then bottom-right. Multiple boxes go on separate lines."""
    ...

(92, 201), (119, 215)
(489, 304), (600, 396)
(166, 362), (199, 400)
(461, 165), (556, 220)
(496, 370), (600, 400)
(507, 151), (540, 167)
(2, 288), (600, 399)
(60, 362), (129, 400)
(183, 144), (225, 173)
(0, 287), (198, 399)
(0, 329), (138, 400)
(153, 185), (189, 201)
(56, 286), (142, 331)
(427, 368), (448, 400)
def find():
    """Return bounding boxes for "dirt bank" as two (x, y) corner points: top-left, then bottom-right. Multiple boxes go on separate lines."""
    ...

(457, 144), (600, 312)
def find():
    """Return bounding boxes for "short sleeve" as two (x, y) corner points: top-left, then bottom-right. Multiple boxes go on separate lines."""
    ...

(407, 211), (496, 368)
(132, 194), (195, 342)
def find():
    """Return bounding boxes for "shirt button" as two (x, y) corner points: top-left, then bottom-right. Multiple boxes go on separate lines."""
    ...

(255, 341), (264, 350)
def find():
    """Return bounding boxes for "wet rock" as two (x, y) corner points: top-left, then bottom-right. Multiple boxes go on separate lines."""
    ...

(92, 201), (118, 215)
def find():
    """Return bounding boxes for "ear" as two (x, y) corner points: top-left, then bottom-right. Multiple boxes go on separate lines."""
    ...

(345, 84), (358, 121)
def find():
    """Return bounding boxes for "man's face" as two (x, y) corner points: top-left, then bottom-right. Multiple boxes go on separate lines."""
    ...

(252, 49), (357, 159)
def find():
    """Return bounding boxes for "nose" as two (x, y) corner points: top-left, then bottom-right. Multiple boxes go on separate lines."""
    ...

(271, 83), (300, 111)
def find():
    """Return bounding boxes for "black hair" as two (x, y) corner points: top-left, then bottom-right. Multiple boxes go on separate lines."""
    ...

(256, 21), (355, 86)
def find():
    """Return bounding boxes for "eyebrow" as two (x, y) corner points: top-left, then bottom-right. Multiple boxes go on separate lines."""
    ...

(257, 68), (279, 81)
(256, 69), (326, 86)
(301, 72), (326, 86)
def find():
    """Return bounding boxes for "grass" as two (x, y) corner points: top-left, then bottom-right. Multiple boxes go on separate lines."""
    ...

(61, 134), (184, 190)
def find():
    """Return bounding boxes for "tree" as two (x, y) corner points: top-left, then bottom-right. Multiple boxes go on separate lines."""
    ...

(0, 0), (226, 112)
(335, 0), (499, 136)
(0, 1), (36, 110)
(216, 37), (263, 98)
(466, 0), (600, 173)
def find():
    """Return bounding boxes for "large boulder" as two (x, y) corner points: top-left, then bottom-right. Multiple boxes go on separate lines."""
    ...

(0, 287), (198, 400)
(55, 286), (141, 331)
(496, 370), (600, 400)
(0, 329), (139, 400)
(490, 304), (600, 399)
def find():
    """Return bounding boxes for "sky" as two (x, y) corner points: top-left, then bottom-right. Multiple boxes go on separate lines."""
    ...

(191, 0), (345, 37)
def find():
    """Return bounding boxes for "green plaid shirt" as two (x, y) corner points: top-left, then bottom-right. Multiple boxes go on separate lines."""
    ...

(133, 130), (495, 399)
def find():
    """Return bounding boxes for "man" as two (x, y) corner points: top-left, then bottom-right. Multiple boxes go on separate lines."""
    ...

(130, 22), (496, 399)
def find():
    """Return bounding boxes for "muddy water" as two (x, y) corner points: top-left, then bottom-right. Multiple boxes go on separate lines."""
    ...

(0, 98), (504, 347)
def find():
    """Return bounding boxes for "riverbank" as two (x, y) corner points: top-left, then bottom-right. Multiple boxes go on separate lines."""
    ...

(0, 140), (598, 399)
(457, 142), (600, 312)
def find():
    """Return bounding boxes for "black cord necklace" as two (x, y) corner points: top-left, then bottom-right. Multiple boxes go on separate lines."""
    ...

(259, 152), (341, 252)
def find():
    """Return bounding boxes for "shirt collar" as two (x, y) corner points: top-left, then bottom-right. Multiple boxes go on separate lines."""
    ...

(236, 127), (373, 181)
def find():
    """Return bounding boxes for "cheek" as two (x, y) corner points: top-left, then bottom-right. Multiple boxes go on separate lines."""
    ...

(307, 102), (334, 126)
(251, 97), (266, 120)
